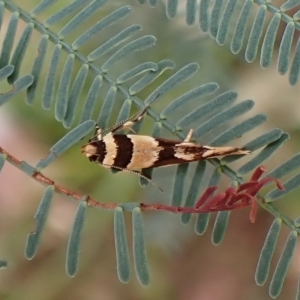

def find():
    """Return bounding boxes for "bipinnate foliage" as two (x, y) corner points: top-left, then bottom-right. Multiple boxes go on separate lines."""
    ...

(0, 0), (300, 298)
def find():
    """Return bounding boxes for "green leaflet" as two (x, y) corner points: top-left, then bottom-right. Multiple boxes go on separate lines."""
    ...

(114, 207), (131, 283)
(66, 200), (87, 277)
(25, 186), (55, 260)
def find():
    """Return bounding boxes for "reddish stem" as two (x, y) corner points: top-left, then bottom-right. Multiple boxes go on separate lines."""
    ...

(194, 186), (218, 208)
(250, 165), (267, 181)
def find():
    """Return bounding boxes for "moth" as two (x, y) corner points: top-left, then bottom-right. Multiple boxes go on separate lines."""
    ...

(81, 105), (250, 187)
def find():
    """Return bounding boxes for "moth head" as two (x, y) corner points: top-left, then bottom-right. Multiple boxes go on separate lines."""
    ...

(81, 144), (97, 158)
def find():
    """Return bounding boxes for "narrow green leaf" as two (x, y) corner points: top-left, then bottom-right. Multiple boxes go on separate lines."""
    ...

(171, 164), (189, 206)
(114, 207), (130, 283)
(8, 23), (33, 84)
(44, 0), (91, 27)
(0, 65), (14, 81)
(245, 5), (266, 63)
(0, 260), (7, 269)
(63, 64), (89, 128)
(210, 0), (224, 38)
(294, 10), (300, 20)
(238, 132), (289, 175)
(278, 22), (295, 75)
(72, 6), (131, 50)
(265, 173), (300, 201)
(66, 200), (87, 277)
(0, 154), (6, 172)
(0, 75), (34, 106)
(255, 218), (282, 286)
(260, 13), (281, 68)
(208, 168), (221, 190)
(289, 36), (300, 85)
(294, 216), (300, 227)
(0, 12), (19, 68)
(209, 168), (221, 186)
(199, 0), (210, 32)
(210, 114), (267, 146)
(117, 62), (157, 84)
(26, 35), (48, 105)
(88, 24), (142, 61)
(195, 213), (210, 235)
(266, 151), (300, 180)
(101, 36), (156, 72)
(181, 161), (206, 224)
(281, 0), (300, 11)
(216, 0), (238, 45)
(244, 129), (283, 152)
(129, 59), (175, 95)
(177, 90), (237, 129)
(161, 83), (219, 118)
(222, 128), (283, 164)
(42, 44), (62, 110)
(31, 0), (57, 17)
(25, 186), (55, 260)
(55, 54), (75, 122)
(36, 120), (95, 169)
(116, 99), (132, 126)
(194, 100), (254, 139)
(97, 86), (116, 129)
(148, 0), (158, 7)
(145, 63), (199, 106)
(231, 0), (253, 54)
(80, 75), (102, 123)
(269, 231), (297, 298)
(58, 0), (108, 39)
(212, 211), (230, 245)
(166, 0), (178, 18)
(186, 0), (197, 26)
(132, 207), (149, 286)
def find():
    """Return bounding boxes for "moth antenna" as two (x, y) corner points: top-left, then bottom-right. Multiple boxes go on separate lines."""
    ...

(102, 163), (163, 192)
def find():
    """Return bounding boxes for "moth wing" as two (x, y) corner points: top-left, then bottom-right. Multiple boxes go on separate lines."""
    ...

(150, 137), (200, 168)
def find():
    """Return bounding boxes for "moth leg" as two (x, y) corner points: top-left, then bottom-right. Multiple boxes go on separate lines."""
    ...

(183, 129), (194, 143)
(102, 163), (162, 192)
(100, 104), (149, 135)
(88, 125), (103, 143)
(101, 93), (162, 135)
(111, 107), (147, 134)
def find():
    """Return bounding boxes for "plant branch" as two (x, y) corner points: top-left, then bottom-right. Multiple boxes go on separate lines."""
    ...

(0, 145), (299, 231)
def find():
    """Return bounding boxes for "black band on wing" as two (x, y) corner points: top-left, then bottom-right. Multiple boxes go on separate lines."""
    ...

(113, 135), (134, 169)
(154, 139), (183, 167)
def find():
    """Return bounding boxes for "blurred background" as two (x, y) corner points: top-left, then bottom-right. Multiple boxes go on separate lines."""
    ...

(0, 0), (300, 299)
